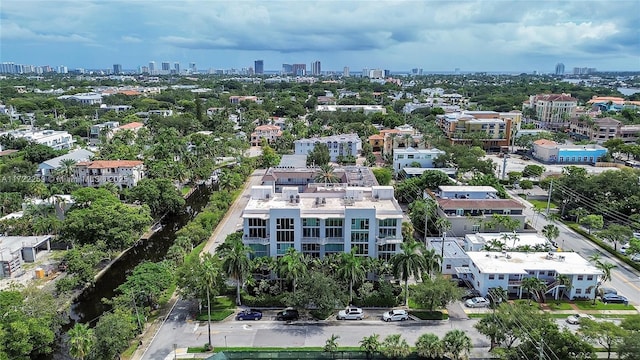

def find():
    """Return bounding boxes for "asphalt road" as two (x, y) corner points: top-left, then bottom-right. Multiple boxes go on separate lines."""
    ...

(509, 189), (640, 305)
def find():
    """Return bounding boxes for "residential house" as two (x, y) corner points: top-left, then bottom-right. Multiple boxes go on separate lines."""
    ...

(73, 160), (145, 189)
(241, 185), (403, 260)
(37, 149), (94, 183)
(58, 92), (103, 105)
(532, 139), (607, 164)
(424, 186), (527, 236)
(427, 238), (469, 275)
(464, 251), (601, 300)
(89, 121), (120, 146)
(522, 93), (578, 130)
(1, 129), (75, 151)
(294, 133), (362, 161)
(251, 125), (282, 146)
(392, 147), (445, 174)
(229, 95), (258, 104)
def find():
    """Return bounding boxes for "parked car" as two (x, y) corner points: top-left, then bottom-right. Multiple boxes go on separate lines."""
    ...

(337, 307), (364, 320)
(566, 313), (595, 325)
(382, 309), (409, 322)
(631, 254), (640, 262)
(276, 308), (300, 321)
(602, 294), (629, 305)
(598, 287), (617, 298)
(465, 297), (491, 308)
(462, 289), (482, 300)
(235, 309), (262, 321)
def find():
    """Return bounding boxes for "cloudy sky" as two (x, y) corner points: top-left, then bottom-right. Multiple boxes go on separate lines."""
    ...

(1, 0), (639, 73)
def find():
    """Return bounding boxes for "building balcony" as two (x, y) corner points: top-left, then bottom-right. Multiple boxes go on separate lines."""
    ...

(376, 235), (403, 245)
(243, 236), (270, 245)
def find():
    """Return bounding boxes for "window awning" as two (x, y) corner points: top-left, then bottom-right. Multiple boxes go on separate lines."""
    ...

(375, 214), (404, 219)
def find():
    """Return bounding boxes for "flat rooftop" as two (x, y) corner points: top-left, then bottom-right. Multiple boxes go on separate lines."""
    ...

(439, 186), (497, 193)
(0, 235), (52, 255)
(466, 233), (549, 248)
(467, 251), (601, 275)
(428, 239), (468, 258)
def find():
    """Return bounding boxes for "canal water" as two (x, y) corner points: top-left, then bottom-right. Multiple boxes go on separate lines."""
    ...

(43, 184), (214, 360)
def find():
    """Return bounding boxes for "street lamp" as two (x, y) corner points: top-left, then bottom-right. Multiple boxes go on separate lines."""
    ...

(173, 344), (177, 360)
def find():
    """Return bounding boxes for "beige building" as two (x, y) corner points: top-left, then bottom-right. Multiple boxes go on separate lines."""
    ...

(73, 160), (145, 189)
(250, 124), (282, 146)
(523, 93), (578, 130)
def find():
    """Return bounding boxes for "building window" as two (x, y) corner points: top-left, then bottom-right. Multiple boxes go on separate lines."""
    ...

(352, 243), (368, 255)
(498, 275), (504, 280)
(351, 218), (369, 230)
(378, 219), (397, 238)
(472, 224), (481, 232)
(302, 244), (320, 258)
(248, 218), (267, 239)
(276, 218), (295, 243)
(547, 271), (554, 276)
(326, 218), (343, 239)
(302, 218), (320, 239)
(576, 289), (582, 294)
(276, 243), (293, 255)
(446, 264), (452, 270)
(577, 275), (584, 281)
(489, 274), (495, 280)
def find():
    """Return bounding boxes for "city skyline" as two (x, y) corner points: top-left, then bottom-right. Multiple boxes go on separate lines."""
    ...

(1, 1), (639, 72)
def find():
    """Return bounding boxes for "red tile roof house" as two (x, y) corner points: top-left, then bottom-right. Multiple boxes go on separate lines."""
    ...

(73, 160), (145, 189)
(250, 125), (282, 146)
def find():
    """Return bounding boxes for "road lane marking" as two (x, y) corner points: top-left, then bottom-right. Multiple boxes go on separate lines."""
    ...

(612, 271), (640, 292)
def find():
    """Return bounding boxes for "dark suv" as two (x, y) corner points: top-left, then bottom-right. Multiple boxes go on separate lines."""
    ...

(276, 309), (299, 321)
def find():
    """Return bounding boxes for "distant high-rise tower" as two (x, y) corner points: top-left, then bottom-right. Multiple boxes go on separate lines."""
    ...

(174, 62), (180, 74)
(189, 63), (197, 73)
(113, 64), (122, 74)
(555, 63), (565, 75)
(254, 60), (264, 74)
(161, 62), (170, 72)
(292, 64), (306, 76)
(343, 66), (350, 77)
(148, 61), (156, 75)
(282, 64), (293, 74)
(311, 60), (321, 76)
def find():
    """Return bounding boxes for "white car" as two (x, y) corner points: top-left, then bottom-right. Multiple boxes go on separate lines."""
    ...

(337, 307), (364, 320)
(382, 309), (409, 322)
(465, 297), (490, 308)
(631, 254), (640, 262)
(566, 313), (595, 325)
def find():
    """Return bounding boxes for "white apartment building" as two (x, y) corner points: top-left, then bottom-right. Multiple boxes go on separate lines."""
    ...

(73, 160), (145, 189)
(294, 133), (362, 161)
(464, 251), (601, 301)
(392, 147), (445, 174)
(58, 92), (103, 105)
(241, 185), (404, 260)
(2, 129), (75, 151)
(427, 238), (469, 275)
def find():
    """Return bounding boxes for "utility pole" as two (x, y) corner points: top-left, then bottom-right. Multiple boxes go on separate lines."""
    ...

(441, 231), (446, 273)
(501, 155), (508, 180)
(545, 181), (553, 216)
(538, 338), (545, 360)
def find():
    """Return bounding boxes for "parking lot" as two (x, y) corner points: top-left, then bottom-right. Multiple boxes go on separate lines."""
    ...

(485, 154), (621, 178)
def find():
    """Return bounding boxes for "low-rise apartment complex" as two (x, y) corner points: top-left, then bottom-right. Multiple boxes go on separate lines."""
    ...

(532, 140), (607, 164)
(250, 125), (282, 146)
(241, 185), (404, 260)
(392, 147), (445, 174)
(73, 160), (145, 189)
(294, 133), (362, 161)
(425, 186), (526, 236)
(523, 93), (578, 130)
(435, 111), (517, 151)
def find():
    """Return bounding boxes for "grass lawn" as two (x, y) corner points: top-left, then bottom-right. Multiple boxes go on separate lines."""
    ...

(544, 302), (574, 311)
(196, 296), (236, 321)
(181, 186), (192, 196)
(410, 310), (449, 320)
(529, 199), (557, 209)
(467, 313), (487, 319)
(120, 341), (139, 359)
(574, 300), (634, 311)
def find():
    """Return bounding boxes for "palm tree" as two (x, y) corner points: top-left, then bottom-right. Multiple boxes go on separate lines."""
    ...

(415, 333), (443, 359)
(199, 253), (220, 350)
(323, 334), (340, 356)
(67, 323), (95, 360)
(521, 276), (546, 305)
(423, 248), (442, 278)
(593, 261), (616, 305)
(542, 224), (560, 247)
(59, 159), (76, 182)
(337, 249), (366, 303)
(391, 239), (427, 307)
(277, 247), (307, 295)
(443, 330), (472, 360)
(360, 334), (381, 360)
(556, 274), (572, 300)
(314, 164), (339, 185)
(381, 334), (411, 359)
(220, 237), (253, 305)
(435, 218), (452, 236)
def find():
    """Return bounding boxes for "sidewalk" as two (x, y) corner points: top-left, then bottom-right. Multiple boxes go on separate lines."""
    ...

(131, 294), (181, 360)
